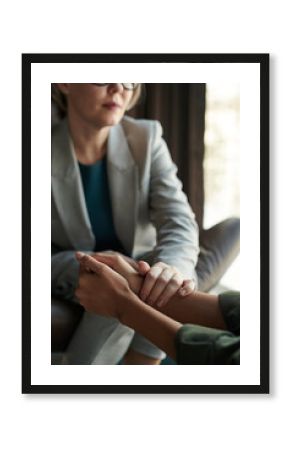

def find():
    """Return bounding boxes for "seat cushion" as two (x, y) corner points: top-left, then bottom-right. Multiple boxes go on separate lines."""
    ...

(51, 298), (84, 352)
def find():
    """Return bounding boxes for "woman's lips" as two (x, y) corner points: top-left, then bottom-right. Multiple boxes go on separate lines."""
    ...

(102, 102), (120, 109)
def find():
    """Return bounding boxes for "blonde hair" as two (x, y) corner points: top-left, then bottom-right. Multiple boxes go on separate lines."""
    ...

(127, 83), (143, 110)
(51, 83), (143, 116)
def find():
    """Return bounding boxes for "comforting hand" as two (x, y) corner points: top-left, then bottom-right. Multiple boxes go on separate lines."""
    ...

(90, 252), (146, 294)
(138, 262), (195, 308)
(75, 253), (135, 319)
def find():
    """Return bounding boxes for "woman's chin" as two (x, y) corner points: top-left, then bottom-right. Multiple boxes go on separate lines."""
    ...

(97, 113), (124, 128)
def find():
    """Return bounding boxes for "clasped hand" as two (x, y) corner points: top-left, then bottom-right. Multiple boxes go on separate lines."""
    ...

(75, 252), (195, 317)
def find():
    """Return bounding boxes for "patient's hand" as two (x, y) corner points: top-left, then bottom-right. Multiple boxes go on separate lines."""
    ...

(90, 252), (146, 294)
(91, 251), (139, 271)
(75, 253), (137, 319)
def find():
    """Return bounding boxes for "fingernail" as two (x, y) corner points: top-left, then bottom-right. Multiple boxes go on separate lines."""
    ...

(76, 251), (85, 260)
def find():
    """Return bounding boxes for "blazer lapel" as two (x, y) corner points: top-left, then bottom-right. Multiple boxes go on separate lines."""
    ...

(51, 119), (95, 250)
(107, 123), (138, 256)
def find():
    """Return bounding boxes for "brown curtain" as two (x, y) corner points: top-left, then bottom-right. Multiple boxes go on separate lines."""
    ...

(128, 84), (206, 229)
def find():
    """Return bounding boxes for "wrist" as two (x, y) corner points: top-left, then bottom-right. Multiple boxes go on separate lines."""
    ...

(118, 290), (140, 324)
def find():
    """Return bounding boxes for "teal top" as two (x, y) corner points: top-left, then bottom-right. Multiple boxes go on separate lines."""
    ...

(79, 157), (125, 253)
(175, 291), (240, 365)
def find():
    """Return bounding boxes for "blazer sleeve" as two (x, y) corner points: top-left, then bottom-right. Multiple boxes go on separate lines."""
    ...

(148, 121), (200, 281)
(51, 246), (92, 301)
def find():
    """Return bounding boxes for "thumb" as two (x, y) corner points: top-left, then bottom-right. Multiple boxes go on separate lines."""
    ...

(178, 279), (196, 296)
(137, 260), (151, 275)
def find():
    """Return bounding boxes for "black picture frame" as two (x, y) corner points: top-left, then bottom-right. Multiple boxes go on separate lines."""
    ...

(22, 53), (269, 394)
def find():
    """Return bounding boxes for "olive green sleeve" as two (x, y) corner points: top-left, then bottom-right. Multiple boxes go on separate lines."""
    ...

(175, 291), (240, 365)
(219, 291), (240, 336)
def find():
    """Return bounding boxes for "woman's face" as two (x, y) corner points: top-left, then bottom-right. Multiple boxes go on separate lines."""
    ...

(57, 83), (134, 128)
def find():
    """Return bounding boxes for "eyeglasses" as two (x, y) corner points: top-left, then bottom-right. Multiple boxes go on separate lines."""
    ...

(91, 83), (139, 90)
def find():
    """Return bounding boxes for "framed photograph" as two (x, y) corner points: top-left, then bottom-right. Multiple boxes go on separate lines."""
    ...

(22, 53), (269, 394)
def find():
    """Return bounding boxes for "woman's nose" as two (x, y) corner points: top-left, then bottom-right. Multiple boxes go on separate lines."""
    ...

(107, 84), (124, 94)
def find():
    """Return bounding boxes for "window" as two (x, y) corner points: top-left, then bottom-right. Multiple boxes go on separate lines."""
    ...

(204, 84), (240, 289)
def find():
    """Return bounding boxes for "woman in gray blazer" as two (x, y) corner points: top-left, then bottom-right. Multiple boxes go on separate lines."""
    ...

(52, 83), (200, 364)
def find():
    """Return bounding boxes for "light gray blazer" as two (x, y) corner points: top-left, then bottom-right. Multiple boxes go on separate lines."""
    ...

(51, 116), (199, 300)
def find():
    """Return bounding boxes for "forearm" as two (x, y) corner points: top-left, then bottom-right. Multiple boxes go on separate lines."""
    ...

(157, 291), (227, 330)
(149, 123), (200, 280)
(119, 292), (181, 360)
(128, 273), (226, 330)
